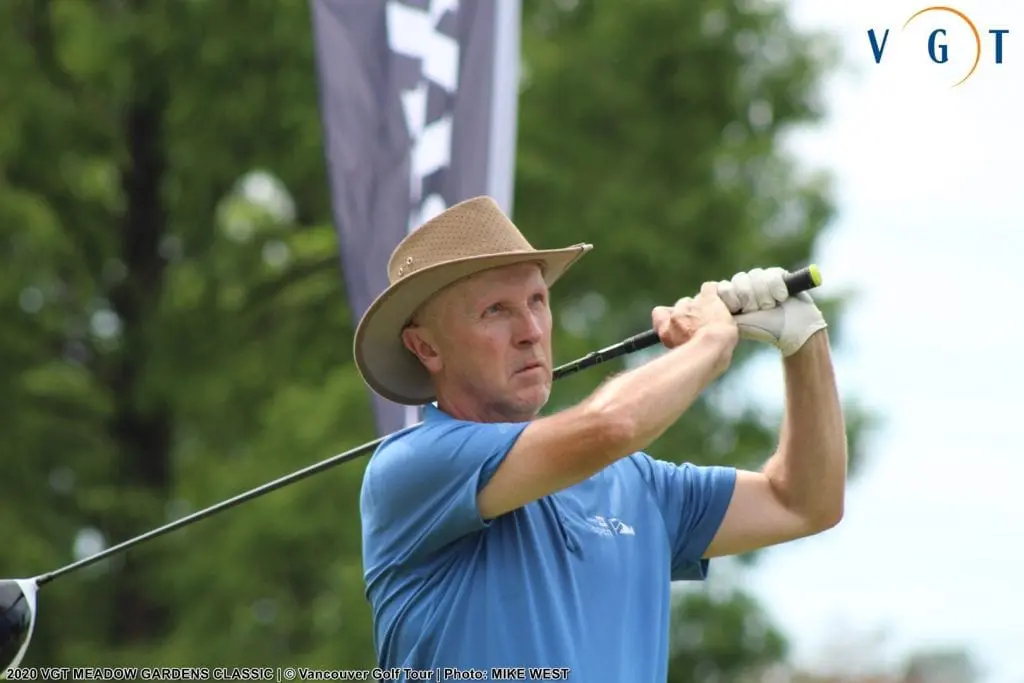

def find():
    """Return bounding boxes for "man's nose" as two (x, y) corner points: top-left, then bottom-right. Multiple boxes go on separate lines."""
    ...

(514, 311), (544, 345)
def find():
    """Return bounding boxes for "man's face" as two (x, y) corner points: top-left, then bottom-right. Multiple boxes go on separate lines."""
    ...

(405, 262), (554, 422)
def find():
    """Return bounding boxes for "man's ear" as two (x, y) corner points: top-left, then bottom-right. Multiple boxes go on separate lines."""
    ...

(401, 326), (443, 373)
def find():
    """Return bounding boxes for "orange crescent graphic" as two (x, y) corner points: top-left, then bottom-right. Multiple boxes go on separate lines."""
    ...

(903, 6), (982, 87)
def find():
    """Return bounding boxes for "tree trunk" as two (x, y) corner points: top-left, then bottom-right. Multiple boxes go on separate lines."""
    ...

(105, 85), (173, 644)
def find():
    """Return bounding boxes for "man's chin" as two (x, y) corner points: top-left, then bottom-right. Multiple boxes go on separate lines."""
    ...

(514, 385), (550, 416)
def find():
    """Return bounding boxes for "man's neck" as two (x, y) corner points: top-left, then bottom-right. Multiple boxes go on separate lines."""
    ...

(435, 393), (535, 424)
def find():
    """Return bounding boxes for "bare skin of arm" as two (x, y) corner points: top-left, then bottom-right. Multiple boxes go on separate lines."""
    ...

(703, 330), (848, 557)
(478, 283), (738, 521)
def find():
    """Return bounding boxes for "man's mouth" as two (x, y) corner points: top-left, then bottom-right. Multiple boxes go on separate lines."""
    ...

(516, 362), (543, 374)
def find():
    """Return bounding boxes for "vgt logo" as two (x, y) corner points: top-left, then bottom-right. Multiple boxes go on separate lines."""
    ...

(867, 5), (1010, 87)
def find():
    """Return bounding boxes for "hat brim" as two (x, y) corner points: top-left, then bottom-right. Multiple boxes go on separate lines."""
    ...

(354, 244), (592, 406)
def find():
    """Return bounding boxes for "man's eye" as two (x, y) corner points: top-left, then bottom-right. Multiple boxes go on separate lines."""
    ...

(484, 304), (502, 315)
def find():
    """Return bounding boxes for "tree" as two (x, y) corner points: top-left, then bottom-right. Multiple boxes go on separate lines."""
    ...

(782, 645), (981, 683)
(0, 0), (869, 672)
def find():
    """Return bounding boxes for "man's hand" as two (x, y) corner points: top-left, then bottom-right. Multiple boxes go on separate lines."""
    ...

(651, 282), (739, 349)
(717, 267), (828, 357)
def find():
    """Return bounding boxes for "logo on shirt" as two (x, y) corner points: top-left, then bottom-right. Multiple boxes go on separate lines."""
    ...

(585, 515), (635, 537)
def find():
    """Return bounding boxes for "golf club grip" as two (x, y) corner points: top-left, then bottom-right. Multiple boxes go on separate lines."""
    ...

(619, 265), (822, 352)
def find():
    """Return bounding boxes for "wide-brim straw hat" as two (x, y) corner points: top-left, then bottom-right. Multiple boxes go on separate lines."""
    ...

(353, 196), (592, 405)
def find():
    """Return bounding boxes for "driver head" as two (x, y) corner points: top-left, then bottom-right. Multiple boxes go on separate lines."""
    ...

(0, 579), (37, 678)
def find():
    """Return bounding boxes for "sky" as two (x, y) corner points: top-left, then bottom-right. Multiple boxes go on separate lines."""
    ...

(732, 0), (1024, 681)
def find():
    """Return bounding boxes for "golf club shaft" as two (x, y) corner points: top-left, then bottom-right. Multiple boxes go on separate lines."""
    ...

(34, 265), (821, 587)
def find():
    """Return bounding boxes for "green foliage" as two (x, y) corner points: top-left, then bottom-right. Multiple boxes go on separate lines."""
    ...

(668, 585), (788, 682)
(0, 0), (868, 675)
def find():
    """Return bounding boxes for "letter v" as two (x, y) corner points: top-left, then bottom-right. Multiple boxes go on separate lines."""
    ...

(867, 29), (889, 63)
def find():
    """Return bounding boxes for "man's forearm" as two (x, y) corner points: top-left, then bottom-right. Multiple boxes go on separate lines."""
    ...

(763, 330), (847, 526)
(586, 325), (738, 456)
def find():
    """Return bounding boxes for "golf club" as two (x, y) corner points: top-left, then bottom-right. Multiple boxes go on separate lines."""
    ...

(0, 265), (822, 677)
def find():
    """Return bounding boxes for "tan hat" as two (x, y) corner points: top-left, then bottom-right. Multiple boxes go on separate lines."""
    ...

(353, 196), (592, 405)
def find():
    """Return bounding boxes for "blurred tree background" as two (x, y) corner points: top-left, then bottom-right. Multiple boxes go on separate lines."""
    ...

(0, 0), (872, 679)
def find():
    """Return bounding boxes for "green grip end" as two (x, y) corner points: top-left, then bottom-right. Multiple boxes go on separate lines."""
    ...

(807, 264), (822, 287)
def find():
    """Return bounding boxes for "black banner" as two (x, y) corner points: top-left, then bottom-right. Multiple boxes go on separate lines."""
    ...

(310, 0), (521, 435)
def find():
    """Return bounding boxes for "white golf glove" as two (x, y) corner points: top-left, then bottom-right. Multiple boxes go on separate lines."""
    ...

(716, 267), (827, 357)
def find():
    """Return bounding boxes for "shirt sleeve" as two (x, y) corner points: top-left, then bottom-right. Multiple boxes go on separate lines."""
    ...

(630, 453), (737, 581)
(360, 417), (530, 568)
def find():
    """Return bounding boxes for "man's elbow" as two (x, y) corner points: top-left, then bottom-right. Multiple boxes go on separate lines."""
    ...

(806, 492), (845, 534)
(817, 449), (849, 530)
(789, 482), (845, 536)
(813, 502), (844, 532)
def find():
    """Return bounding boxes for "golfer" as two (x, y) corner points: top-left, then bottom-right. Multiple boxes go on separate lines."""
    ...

(355, 197), (846, 681)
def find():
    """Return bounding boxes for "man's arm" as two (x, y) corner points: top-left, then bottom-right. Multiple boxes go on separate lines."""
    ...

(703, 329), (848, 557)
(479, 285), (738, 521)
(363, 320), (737, 565)
(479, 325), (736, 520)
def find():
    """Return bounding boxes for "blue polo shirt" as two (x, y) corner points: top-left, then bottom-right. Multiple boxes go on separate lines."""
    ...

(360, 404), (736, 682)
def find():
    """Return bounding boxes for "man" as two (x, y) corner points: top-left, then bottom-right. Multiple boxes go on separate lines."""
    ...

(355, 197), (846, 681)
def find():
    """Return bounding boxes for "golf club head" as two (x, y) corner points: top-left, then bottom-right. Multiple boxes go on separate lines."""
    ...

(0, 579), (37, 679)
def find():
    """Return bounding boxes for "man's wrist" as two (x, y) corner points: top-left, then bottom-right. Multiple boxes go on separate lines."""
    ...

(784, 328), (829, 363)
(693, 323), (740, 355)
